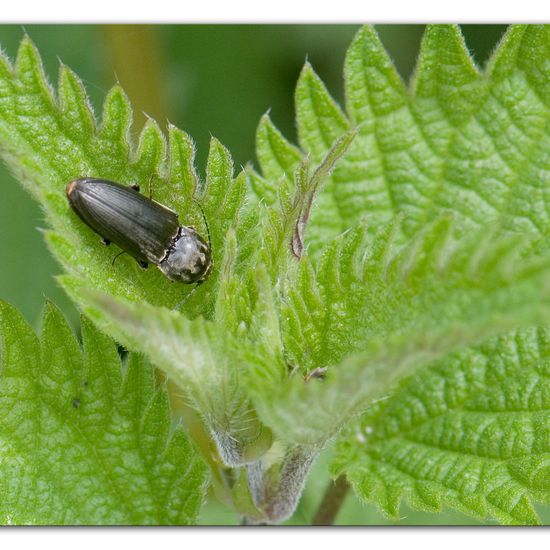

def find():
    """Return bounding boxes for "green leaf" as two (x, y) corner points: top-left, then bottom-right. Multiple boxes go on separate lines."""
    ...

(0, 36), (250, 318)
(257, 25), (550, 249)
(62, 282), (273, 468)
(247, 217), (550, 447)
(413, 25), (483, 126)
(0, 35), (271, 472)
(331, 327), (550, 525)
(419, 26), (550, 238)
(342, 25), (409, 230)
(0, 300), (208, 525)
(296, 62), (350, 159)
(3, 26), (550, 525)
(254, 113), (302, 203)
(257, 128), (356, 280)
(292, 63), (353, 256)
(186, 136), (252, 315)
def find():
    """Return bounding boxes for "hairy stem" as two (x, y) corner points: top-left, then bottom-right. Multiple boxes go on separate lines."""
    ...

(312, 475), (350, 525)
(246, 445), (319, 524)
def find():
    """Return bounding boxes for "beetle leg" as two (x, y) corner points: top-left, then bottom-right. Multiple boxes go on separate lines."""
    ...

(304, 367), (328, 382)
(101, 237), (111, 246)
(176, 281), (202, 309)
(287, 363), (300, 378)
(111, 250), (126, 266)
(130, 184), (140, 192)
(138, 260), (149, 269)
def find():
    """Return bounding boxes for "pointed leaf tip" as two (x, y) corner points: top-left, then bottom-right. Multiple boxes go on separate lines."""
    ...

(295, 61), (349, 161)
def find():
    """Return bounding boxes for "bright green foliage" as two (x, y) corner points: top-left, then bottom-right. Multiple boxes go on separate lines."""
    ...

(248, 217), (550, 447)
(284, 26), (550, 247)
(331, 328), (550, 525)
(255, 128), (357, 278)
(0, 37), (250, 319)
(0, 300), (208, 525)
(245, 24), (550, 523)
(66, 284), (274, 468)
(252, 113), (302, 203)
(1, 25), (550, 525)
(323, 24), (550, 524)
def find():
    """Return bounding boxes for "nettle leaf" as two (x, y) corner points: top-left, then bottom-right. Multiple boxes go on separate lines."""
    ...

(0, 38), (261, 467)
(2, 26), (550, 525)
(67, 284), (274, 468)
(252, 113), (302, 203)
(249, 24), (550, 524)
(248, 217), (550, 447)
(331, 327), (550, 525)
(0, 300), (208, 525)
(257, 128), (357, 279)
(253, 25), (550, 250)
(0, 36), (251, 318)
(422, 25), (550, 237)
(282, 215), (550, 371)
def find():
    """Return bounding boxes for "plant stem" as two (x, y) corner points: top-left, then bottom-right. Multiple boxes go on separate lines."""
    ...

(246, 445), (319, 524)
(312, 475), (350, 525)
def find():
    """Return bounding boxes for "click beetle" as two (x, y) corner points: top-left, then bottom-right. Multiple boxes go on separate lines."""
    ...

(66, 177), (213, 285)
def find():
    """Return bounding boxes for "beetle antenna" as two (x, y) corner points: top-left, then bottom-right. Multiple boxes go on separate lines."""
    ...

(111, 250), (126, 266)
(148, 174), (154, 200)
(193, 198), (211, 250)
(177, 282), (202, 309)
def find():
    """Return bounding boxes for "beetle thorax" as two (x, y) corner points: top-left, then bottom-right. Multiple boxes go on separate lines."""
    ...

(159, 226), (212, 283)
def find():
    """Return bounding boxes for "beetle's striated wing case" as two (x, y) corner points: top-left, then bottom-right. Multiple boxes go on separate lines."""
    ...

(67, 178), (180, 264)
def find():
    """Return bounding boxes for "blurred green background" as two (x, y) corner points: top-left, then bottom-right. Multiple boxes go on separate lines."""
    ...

(2, 24), (547, 525)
